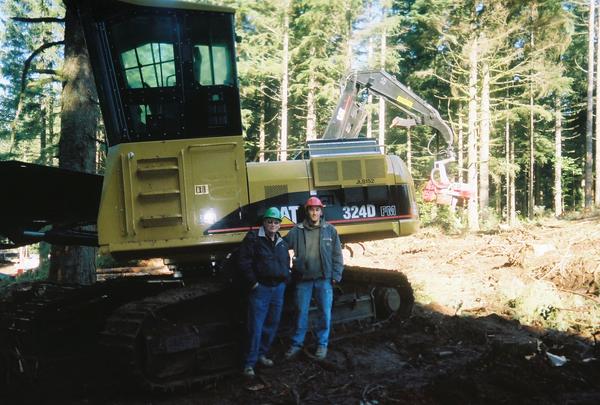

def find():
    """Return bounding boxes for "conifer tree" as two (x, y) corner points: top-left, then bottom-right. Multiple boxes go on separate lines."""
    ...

(0, 0), (63, 163)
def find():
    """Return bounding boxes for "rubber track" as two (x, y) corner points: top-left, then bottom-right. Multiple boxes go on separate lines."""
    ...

(342, 265), (415, 319)
(0, 268), (414, 391)
(100, 267), (414, 390)
(0, 282), (115, 387)
(100, 281), (231, 391)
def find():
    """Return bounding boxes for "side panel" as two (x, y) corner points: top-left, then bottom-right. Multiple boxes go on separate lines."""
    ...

(98, 144), (419, 260)
(243, 154), (419, 242)
(98, 136), (249, 257)
(246, 160), (311, 224)
(310, 154), (419, 241)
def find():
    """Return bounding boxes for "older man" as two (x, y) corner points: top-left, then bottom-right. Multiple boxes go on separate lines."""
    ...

(238, 207), (290, 377)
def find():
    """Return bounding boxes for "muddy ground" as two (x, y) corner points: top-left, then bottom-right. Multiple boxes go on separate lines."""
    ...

(4, 216), (600, 404)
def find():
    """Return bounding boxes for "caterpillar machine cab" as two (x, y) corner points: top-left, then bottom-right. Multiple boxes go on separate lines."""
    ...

(0, 0), (457, 391)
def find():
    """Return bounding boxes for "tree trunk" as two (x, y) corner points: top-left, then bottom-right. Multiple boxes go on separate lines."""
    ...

(48, 97), (56, 164)
(554, 96), (563, 216)
(96, 121), (105, 173)
(306, 50), (317, 141)
(367, 95), (373, 138)
(527, 21), (536, 220)
(378, 28), (386, 151)
(510, 136), (516, 225)
(528, 89), (535, 219)
(279, 3), (289, 161)
(479, 60), (490, 219)
(345, 1), (353, 71)
(595, 5), (600, 206)
(585, 0), (595, 209)
(259, 90), (266, 162)
(467, 38), (479, 231)
(367, 38), (373, 139)
(406, 128), (412, 173)
(40, 103), (47, 164)
(458, 105), (464, 182)
(49, 2), (98, 285)
(505, 111), (511, 224)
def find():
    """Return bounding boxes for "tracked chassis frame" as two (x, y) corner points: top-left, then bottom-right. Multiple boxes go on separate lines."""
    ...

(0, 265), (413, 391)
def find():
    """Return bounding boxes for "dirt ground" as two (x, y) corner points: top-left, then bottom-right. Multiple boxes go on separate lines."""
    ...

(5, 216), (600, 404)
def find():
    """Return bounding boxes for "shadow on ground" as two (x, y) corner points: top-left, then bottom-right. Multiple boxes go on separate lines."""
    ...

(1, 303), (599, 405)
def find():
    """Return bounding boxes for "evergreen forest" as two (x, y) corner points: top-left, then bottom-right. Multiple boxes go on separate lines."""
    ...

(1, 0), (599, 232)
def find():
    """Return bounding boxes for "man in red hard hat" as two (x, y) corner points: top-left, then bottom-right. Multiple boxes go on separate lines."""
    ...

(284, 196), (343, 360)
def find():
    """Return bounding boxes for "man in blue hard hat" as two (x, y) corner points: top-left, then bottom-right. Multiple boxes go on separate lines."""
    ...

(238, 207), (291, 377)
(284, 196), (344, 360)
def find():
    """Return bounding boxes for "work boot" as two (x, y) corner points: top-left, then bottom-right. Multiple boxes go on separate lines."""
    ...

(242, 366), (255, 377)
(315, 345), (327, 359)
(284, 346), (301, 359)
(257, 355), (274, 367)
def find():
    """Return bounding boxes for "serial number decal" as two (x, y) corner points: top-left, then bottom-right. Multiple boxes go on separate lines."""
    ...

(195, 184), (209, 195)
(356, 178), (375, 185)
(380, 205), (397, 217)
(342, 204), (376, 219)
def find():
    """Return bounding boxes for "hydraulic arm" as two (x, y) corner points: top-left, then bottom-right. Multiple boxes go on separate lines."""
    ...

(323, 70), (453, 148)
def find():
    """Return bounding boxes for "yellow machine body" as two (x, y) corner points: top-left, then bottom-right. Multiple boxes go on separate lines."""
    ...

(98, 135), (418, 261)
(98, 136), (249, 260)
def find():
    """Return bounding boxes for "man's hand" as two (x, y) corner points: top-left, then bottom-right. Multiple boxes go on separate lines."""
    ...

(252, 282), (259, 290)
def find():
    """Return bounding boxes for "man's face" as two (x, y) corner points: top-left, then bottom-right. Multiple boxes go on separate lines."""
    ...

(307, 206), (322, 223)
(263, 218), (281, 235)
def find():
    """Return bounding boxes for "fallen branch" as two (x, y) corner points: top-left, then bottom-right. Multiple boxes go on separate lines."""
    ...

(557, 288), (600, 304)
(291, 386), (300, 405)
(362, 384), (384, 403)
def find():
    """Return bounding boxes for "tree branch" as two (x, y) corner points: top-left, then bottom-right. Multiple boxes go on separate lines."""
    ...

(9, 40), (65, 154)
(32, 69), (59, 76)
(21, 41), (64, 93)
(12, 17), (65, 24)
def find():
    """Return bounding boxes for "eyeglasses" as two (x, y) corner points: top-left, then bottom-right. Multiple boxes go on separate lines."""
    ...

(265, 219), (281, 225)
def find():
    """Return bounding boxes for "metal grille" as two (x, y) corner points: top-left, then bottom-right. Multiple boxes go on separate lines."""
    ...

(317, 161), (338, 182)
(365, 158), (385, 178)
(264, 184), (288, 198)
(342, 160), (362, 180)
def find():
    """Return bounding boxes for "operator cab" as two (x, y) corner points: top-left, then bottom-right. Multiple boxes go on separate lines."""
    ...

(79, 0), (242, 145)
(80, 1), (250, 260)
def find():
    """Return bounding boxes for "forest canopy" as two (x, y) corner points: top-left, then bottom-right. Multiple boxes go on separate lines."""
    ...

(0, 0), (598, 230)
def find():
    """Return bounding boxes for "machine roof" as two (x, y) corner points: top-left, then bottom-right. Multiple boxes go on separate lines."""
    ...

(117, 0), (235, 14)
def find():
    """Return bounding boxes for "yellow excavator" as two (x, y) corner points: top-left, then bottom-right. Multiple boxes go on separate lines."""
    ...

(0, 0), (456, 390)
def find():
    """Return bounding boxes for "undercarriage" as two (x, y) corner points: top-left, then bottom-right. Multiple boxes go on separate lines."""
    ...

(0, 264), (413, 391)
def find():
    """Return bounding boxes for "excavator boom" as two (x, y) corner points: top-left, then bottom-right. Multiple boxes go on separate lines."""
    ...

(323, 70), (453, 148)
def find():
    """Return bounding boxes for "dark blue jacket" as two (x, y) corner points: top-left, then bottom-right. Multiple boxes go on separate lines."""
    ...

(284, 220), (344, 283)
(238, 227), (290, 288)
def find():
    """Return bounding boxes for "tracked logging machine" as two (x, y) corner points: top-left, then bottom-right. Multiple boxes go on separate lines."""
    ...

(0, 0), (457, 390)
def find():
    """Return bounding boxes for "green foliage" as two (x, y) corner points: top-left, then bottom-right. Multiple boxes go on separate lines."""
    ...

(0, 263), (49, 290)
(0, 0), (64, 165)
(395, 0), (582, 222)
(503, 280), (600, 333)
(418, 201), (465, 234)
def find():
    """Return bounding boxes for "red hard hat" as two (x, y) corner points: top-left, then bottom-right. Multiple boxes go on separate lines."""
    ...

(305, 196), (325, 208)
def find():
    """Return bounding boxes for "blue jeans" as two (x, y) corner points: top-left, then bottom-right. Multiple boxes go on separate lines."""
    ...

(245, 282), (285, 368)
(291, 279), (333, 348)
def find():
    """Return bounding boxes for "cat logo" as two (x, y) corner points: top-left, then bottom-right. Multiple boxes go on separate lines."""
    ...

(279, 205), (300, 224)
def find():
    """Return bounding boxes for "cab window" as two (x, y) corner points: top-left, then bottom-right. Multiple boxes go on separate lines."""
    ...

(103, 10), (241, 144)
(110, 15), (177, 89)
(121, 42), (176, 88)
(189, 14), (235, 87)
